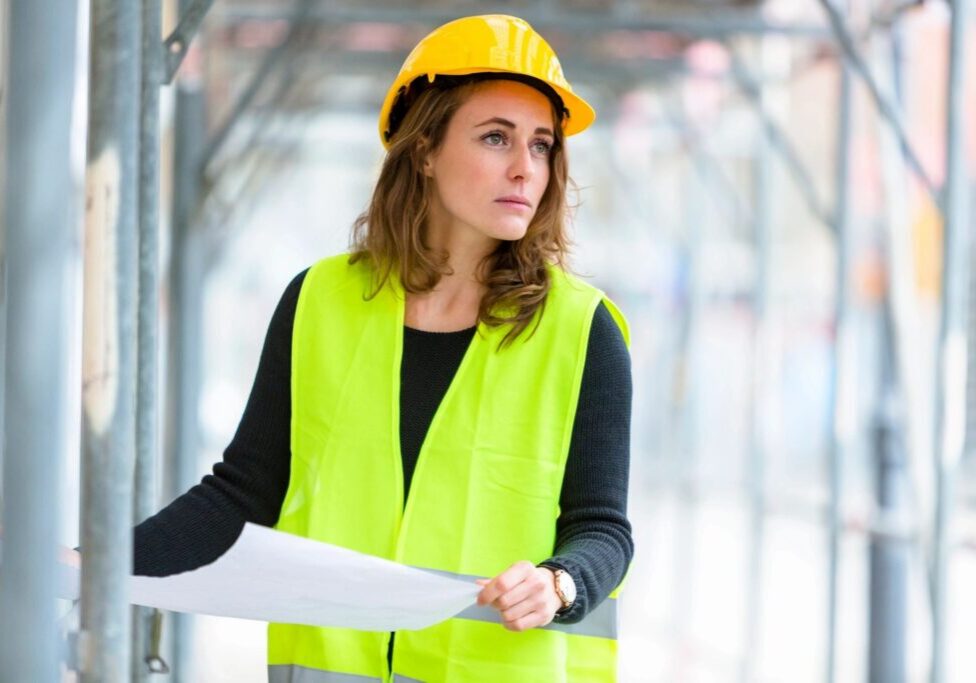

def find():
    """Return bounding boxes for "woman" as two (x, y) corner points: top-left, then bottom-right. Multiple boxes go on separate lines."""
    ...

(135, 14), (633, 683)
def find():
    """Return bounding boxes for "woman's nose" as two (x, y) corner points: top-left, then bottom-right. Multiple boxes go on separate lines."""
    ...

(508, 145), (534, 183)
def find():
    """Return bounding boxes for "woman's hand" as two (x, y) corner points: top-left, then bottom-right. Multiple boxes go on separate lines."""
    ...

(475, 560), (563, 632)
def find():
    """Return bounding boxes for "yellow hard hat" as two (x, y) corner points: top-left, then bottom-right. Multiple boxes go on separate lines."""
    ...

(378, 14), (595, 148)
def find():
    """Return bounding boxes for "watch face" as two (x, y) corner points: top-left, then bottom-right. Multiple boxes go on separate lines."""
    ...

(557, 571), (577, 604)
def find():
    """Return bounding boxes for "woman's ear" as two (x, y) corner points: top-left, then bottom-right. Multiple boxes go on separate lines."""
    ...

(417, 136), (434, 178)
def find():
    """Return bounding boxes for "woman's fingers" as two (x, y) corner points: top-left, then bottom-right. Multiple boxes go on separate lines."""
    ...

(475, 562), (560, 632)
(495, 579), (535, 612)
(476, 560), (535, 607)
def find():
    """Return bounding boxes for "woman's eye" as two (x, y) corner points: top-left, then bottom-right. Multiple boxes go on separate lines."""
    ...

(483, 132), (506, 146)
(532, 140), (553, 155)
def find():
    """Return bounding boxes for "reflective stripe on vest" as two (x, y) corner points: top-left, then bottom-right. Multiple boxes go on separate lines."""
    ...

(454, 599), (617, 640)
(269, 254), (630, 682)
(268, 664), (384, 683)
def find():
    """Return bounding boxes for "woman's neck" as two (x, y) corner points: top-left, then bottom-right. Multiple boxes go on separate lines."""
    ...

(405, 221), (497, 332)
(404, 272), (484, 332)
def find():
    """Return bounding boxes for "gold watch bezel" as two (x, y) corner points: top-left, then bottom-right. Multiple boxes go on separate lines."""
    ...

(552, 568), (575, 611)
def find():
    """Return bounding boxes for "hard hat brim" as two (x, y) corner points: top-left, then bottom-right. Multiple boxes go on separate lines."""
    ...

(378, 69), (595, 149)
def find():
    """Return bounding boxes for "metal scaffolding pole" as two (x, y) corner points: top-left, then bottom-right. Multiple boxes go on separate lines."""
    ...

(163, 23), (208, 678)
(670, 149), (706, 680)
(80, 1), (141, 681)
(200, 0), (313, 173)
(865, 19), (914, 682)
(133, 0), (165, 679)
(868, 300), (909, 683)
(0, 0), (8, 503)
(742, 37), (773, 683)
(825, 20), (855, 683)
(815, 0), (941, 208)
(163, 0), (216, 82)
(728, 51), (834, 231)
(931, 1), (971, 681)
(0, 3), (79, 681)
(224, 5), (830, 38)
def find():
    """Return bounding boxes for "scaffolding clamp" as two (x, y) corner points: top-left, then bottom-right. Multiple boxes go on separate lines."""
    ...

(163, 0), (215, 84)
(144, 608), (170, 674)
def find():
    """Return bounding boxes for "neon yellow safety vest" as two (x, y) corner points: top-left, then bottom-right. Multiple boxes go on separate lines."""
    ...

(269, 253), (630, 683)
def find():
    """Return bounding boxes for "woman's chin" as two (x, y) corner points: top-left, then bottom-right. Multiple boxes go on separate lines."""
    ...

(484, 221), (530, 243)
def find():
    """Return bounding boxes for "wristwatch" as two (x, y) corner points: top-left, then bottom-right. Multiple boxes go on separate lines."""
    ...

(551, 568), (577, 613)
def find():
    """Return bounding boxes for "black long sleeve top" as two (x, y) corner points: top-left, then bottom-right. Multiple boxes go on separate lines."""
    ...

(133, 268), (633, 624)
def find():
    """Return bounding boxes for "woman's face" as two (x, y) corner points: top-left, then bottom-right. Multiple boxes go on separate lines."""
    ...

(423, 79), (555, 247)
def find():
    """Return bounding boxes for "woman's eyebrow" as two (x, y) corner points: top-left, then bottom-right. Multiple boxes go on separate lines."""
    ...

(474, 116), (554, 137)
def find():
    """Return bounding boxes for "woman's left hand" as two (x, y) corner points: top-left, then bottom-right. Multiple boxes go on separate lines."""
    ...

(475, 560), (563, 632)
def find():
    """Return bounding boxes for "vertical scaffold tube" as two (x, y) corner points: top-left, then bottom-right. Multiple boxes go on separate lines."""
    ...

(826, 18), (854, 681)
(80, 1), (141, 681)
(0, 2), (80, 681)
(931, 1), (971, 681)
(132, 1), (163, 679)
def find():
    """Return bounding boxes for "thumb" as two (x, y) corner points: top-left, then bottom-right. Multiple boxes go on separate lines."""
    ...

(475, 578), (489, 586)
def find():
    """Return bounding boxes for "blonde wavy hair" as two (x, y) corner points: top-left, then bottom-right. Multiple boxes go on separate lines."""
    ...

(349, 74), (574, 348)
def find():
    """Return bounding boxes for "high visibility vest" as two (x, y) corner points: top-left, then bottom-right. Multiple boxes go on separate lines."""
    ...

(268, 253), (630, 683)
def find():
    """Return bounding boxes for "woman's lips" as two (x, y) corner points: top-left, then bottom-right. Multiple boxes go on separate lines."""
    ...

(495, 197), (531, 210)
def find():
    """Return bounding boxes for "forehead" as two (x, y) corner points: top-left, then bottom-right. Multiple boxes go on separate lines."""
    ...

(452, 80), (555, 130)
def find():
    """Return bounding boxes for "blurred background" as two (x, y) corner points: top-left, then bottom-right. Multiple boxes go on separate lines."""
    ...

(1, 0), (975, 681)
